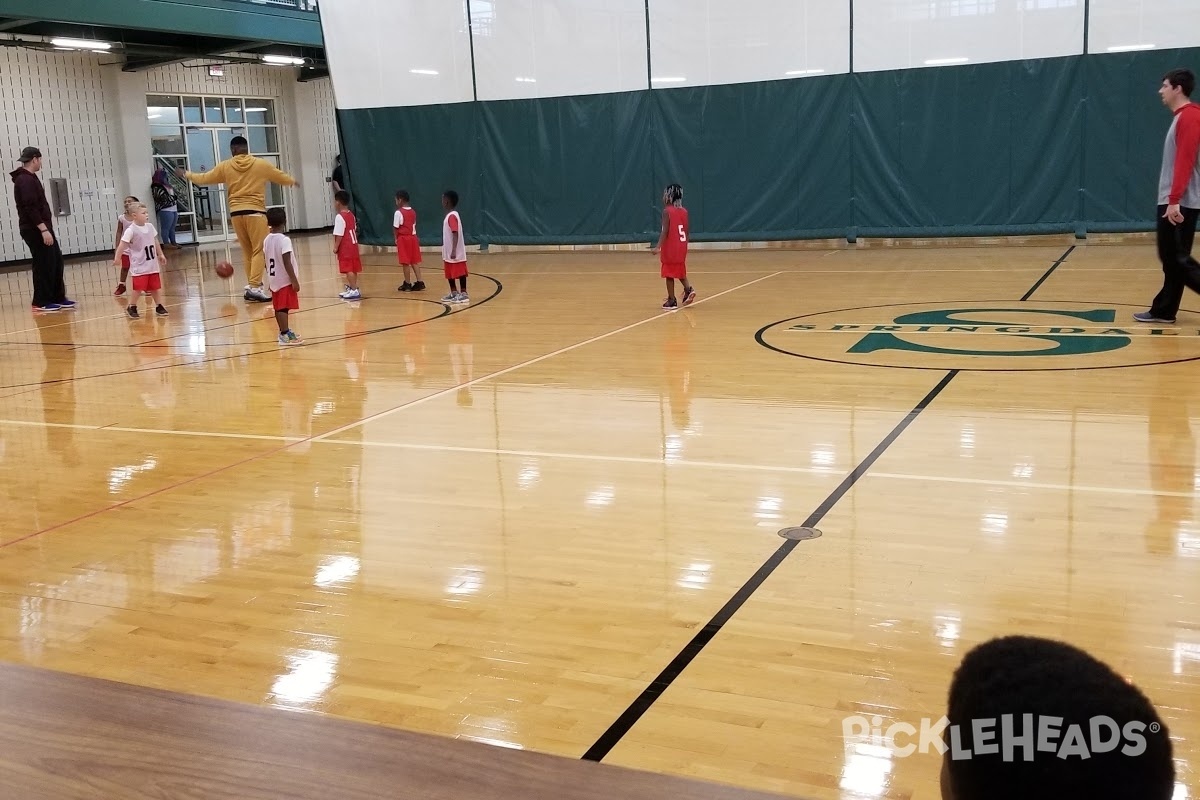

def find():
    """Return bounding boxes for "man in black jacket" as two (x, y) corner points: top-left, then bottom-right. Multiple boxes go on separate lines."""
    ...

(10, 147), (75, 312)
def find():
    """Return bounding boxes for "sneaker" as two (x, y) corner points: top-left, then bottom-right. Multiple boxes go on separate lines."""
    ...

(398, 282), (413, 292)
(662, 298), (679, 311)
(1133, 311), (1175, 323)
(58, 299), (76, 310)
(441, 292), (457, 303)
(32, 303), (61, 313)
(286, 330), (301, 344)
(155, 305), (169, 317)
(113, 283), (126, 296)
(341, 288), (361, 301)
(244, 287), (271, 303)
(412, 281), (426, 292)
(455, 293), (470, 304)
(127, 305), (139, 319)
(681, 288), (697, 306)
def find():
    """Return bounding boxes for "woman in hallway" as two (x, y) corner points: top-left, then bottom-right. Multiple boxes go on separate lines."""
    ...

(151, 168), (181, 249)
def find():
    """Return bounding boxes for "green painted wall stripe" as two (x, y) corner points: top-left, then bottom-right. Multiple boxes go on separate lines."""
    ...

(4, 0), (322, 47)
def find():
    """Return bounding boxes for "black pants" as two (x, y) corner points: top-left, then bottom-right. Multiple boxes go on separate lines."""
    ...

(19, 228), (67, 308)
(1150, 205), (1200, 320)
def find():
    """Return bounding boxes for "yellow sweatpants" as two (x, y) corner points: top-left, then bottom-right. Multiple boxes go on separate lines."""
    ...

(232, 213), (269, 289)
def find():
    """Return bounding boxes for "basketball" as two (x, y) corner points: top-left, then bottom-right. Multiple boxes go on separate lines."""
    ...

(215, 261), (234, 278)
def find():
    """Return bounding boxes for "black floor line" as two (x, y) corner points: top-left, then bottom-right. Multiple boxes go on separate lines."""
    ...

(581, 369), (958, 762)
(581, 245), (1077, 762)
(1020, 245), (1075, 302)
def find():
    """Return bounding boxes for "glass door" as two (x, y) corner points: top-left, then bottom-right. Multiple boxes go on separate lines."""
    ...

(184, 126), (244, 244)
(148, 94), (285, 245)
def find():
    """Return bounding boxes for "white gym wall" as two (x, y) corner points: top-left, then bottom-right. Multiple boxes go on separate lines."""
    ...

(0, 49), (338, 262)
(319, 0), (474, 109)
(648, 0), (850, 88)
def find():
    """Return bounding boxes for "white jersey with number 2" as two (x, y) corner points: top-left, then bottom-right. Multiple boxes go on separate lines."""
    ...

(264, 232), (298, 293)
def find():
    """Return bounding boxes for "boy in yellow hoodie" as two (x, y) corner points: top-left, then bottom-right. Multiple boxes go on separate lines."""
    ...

(176, 136), (297, 302)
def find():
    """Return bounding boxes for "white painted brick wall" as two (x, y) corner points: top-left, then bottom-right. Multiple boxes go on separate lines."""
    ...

(1, 49), (339, 262)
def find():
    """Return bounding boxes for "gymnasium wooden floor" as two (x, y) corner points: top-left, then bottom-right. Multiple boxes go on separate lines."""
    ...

(0, 236), (1196, 799)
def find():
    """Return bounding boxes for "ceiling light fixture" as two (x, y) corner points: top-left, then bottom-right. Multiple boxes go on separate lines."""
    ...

(51, 37), (112, 51)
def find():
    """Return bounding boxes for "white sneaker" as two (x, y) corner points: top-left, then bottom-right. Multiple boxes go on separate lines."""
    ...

(341, 288), (361, 301)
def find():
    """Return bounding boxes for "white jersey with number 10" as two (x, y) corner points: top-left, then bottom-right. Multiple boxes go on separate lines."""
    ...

(121, 222), (161, 277)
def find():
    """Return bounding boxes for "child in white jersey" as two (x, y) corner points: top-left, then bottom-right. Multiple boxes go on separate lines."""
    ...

(441, 189), (468, 304)
(112, 202), (168, 319)
(264, 207), (301, 345)
(112, 195), (138, 296)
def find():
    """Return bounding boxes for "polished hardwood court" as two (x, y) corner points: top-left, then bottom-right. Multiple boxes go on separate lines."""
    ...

(0, 661), (794, 800)
(0, 236), (1196, 799)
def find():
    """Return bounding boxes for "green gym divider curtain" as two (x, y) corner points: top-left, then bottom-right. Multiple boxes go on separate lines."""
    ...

(336, 46), (1200, 247)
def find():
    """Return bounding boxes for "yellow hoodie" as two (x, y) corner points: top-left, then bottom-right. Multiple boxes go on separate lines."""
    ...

(185, 154), (296, 213)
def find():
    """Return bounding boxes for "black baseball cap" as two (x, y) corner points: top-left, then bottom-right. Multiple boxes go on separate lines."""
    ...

(18, 146), (41, 163)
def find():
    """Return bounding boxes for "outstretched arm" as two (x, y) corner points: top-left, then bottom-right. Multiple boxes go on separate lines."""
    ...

(180, 163), (227, 186)
(265, 163), (298, 187)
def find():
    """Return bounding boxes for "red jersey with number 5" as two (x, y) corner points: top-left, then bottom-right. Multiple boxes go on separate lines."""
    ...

(661, 205), (688, 265)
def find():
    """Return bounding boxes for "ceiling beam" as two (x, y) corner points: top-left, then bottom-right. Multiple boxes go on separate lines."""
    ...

(297, 64), (328, 83)
(121, 40), (265, 72)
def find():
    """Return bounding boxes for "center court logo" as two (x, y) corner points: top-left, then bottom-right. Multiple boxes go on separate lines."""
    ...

(755, 301), (1200, 371)
(842, 714), (1162, 760)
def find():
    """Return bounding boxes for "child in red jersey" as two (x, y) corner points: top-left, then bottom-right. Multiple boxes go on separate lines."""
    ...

(653, 183), (695, 311)
(333, 190), (363, 301)
(394, 189), (425, 292)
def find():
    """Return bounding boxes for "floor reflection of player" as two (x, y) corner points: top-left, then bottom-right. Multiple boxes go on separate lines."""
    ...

(664, 311), (695, 429)
(332, 311), (369, 439)
(33, 312), (79, 464)
(344, 309), (367, 383)
(133, 338), (177, 413)
(279, 352), (314, 454)
(404, 302), (429, 389)
(1145, 343), (1195, 555)
(449, 309), (473, 407)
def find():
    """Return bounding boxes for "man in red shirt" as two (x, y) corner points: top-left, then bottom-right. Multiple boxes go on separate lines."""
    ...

(1137, 69), (1200, 323)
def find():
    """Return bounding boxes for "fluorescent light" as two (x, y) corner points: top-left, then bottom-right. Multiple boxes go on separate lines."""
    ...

(244, 107), (268, 112)
(262, 55), (304, 66)
(651, 76), (687, 83)
(786, 68), (825, 76)
(515, 76), (536, 83)
(1107, 43), (1155, 52)
(51, 37), (111, 50)
(409, 68), (439, 76)
(925, 57), (969, 66)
